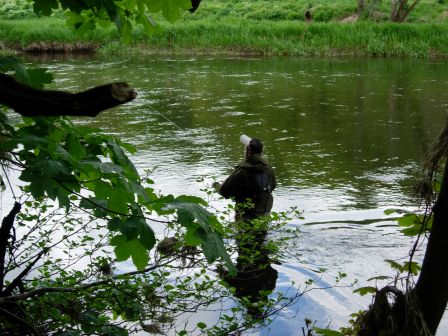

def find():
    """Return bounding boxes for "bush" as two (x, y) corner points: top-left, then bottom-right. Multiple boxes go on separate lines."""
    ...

(0, 0), (35, 19)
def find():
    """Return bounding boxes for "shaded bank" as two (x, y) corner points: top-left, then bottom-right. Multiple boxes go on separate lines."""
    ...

(1, 18), (448, 57)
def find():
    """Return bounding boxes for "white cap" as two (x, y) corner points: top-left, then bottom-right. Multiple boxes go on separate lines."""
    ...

(239, 134), (251, 146)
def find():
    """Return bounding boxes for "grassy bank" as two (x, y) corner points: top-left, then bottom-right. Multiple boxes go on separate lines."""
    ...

(139, 20), (448, 57)
(1, 17), (448, 58)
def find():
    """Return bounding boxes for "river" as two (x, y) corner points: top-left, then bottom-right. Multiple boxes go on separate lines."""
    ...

(25, 54), (448, 334)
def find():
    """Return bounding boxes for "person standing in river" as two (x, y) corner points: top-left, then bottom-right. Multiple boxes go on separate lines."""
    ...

(215, 135), (278, 317)
(215, 135), (277, 222)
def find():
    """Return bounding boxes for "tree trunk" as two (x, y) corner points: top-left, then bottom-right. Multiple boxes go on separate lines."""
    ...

(390, 0), (421, 22)
(413, 160), (448, 334)
(358, 0), (366, 14)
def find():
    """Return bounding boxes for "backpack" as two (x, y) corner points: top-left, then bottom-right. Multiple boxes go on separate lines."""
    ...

(253, 171), (272, 194)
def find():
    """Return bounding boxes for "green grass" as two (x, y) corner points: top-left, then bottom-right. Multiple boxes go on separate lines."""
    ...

(126, 19), (448, 58)
(1, 0), (448, 58)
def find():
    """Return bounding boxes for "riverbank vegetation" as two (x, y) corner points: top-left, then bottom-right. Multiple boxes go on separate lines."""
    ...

(1, 0), (448, 57)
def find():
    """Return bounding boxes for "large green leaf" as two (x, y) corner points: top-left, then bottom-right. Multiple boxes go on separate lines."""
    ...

(139, 222), (156, 250)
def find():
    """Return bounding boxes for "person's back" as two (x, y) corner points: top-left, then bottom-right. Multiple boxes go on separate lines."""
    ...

(217, 137), (276, 221)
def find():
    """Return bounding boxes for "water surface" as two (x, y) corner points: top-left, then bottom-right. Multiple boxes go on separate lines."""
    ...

(28, 54), (448, 334)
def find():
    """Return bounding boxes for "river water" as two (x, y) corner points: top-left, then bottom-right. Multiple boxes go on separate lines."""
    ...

(26, 54), (448, 334)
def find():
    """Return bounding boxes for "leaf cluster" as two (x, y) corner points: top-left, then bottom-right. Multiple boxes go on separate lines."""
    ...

(32, 0), (195, 42)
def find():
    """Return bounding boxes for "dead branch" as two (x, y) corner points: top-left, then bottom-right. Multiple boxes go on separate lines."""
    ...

(0, 73), (137, 117)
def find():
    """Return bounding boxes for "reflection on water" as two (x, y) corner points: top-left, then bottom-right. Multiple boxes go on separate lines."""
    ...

(25, 54), (448, 333)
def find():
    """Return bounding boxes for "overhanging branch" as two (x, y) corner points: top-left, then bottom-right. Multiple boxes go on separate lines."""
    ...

(0, 73), (137, 117)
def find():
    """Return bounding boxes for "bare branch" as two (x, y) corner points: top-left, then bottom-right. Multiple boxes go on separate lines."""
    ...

(0, 258), (177, 302)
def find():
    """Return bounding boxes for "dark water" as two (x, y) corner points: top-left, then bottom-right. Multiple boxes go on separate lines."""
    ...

(27, 54), (448, 334)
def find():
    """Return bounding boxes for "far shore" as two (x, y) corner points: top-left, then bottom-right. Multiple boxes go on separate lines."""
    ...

(1, 18), (448, 58)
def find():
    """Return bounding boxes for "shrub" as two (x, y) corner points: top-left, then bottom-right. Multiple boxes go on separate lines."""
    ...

(0, 0), (35, 19)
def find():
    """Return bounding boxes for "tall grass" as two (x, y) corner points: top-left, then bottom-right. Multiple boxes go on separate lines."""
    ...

(0, 18), (117, 45)
(1, 17), (448, 58)
(128, 19), (448, 58)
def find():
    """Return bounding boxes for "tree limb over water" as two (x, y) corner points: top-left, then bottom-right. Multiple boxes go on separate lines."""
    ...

(0, 73), (137, 117)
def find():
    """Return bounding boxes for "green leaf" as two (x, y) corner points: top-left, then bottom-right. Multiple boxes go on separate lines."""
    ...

(0, 56), (19, 72)
(184, 227), (203, 246)
(200, 231), (236, 275)
(129, 239), (149, 270)
(107, 140), (139, 179)
(385, 259), (404, 272)
(162, 0), (184, 23)
(110, 234), (126, 246)
(353, 286), (377, 296)
(120, 217), (141, 240)
(26, 68), (53, 89)
(401, 225), (422, 236)
(164, 201), (212, 232)
(313, 327), (343, 336)
(112, 236), (149, 270)
(366, 275), (392, 281)
(115, 240), (133, 261)
(139, 223), (156, 250)
(33, 0), (59, 16)
(108, 218), (122, 232)
(403, 261), (421, 275)
(384, 208), (399, 215)
(197, 322), (207, 329)
(147, 0), (163, 13)
(397, 214), (420, 227)
(66, 133), (86, 160)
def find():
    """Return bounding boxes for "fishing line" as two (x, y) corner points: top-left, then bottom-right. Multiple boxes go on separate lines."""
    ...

(146, 104), (184, 131)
